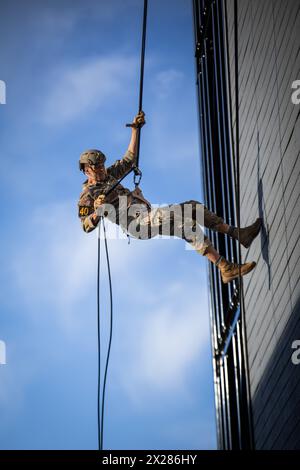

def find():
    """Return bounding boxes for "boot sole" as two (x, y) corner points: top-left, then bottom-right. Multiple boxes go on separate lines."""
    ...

(221, 262), (256, 284)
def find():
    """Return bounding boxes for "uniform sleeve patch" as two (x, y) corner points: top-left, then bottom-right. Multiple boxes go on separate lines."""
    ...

(78, 206), (93, 217)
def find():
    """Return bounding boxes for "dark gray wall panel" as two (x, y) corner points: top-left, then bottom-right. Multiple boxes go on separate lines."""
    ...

(225, 0), (300, 450)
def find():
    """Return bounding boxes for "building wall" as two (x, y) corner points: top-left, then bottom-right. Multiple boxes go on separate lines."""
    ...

(193, 0), (255, 449)
(225, 0), (300, 450)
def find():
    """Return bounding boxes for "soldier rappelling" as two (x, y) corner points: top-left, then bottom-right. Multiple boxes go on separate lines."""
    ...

(77, 111), (261, 284)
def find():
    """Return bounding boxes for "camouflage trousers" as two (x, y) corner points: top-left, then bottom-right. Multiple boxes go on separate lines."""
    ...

(121, 199), (224, 255)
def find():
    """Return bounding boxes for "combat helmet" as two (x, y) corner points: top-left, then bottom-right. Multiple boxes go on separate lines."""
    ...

(79, 149), (106, 172)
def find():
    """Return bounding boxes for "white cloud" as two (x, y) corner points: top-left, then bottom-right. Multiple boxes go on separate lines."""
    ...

(137, 305), (207, 385)
(153, 69), (185, 99)
(0, 0), (214, 448)
(12, 202), (94, 307)
(0, 341), (38, 418)
(42, 55), (138, 125)
(117, 280), (210, 406)
(10, 199), (210, 407)
(10, 200), (160, 331)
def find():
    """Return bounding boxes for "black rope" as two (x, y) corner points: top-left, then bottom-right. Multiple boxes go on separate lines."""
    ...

(136, 0), (148, 170)
(104, 0), (148, 198)
(102, 165), (137, 199)
(97, 217), (101, 451)
(96, 216), (114, 451)
(125, 0), (148, 186)
(100, 216), (113, 451)
(95, 0), (148, 450)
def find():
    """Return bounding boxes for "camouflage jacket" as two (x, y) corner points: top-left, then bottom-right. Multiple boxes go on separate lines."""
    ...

(78, 149), (151, 233)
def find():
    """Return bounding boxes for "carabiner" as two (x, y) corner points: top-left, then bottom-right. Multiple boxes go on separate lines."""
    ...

(133, 166), (142, 187)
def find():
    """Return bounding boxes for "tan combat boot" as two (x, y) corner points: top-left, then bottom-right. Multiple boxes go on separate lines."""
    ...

(215, 256), (256, 284)
(227, 218), (262, 248)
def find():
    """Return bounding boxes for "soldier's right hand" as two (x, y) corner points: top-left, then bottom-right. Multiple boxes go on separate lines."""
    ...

(94, 194), (106, 211)
(131, 111), (146, 128)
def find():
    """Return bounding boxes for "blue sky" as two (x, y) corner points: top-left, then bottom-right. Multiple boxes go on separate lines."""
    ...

(0, 0), (217, 450)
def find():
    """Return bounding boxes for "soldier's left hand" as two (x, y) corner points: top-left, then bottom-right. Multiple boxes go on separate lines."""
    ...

(94, 194), (106, 211)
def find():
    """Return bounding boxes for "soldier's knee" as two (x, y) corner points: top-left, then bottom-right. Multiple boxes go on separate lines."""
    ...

(204, 207), (224, 230)
(180, 200), (204, 223)
(181, 199), (202, 206)
(190, 234), (212, 256)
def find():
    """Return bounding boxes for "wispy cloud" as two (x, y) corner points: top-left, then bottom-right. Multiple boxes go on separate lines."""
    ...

(10, 199), (209, 389)
(152, 69), (185, 99)
(116, 280), (210, 407)
(10, 200), (161, 332)
(42, 55), (138, 125)
(0, 0), (215, 450)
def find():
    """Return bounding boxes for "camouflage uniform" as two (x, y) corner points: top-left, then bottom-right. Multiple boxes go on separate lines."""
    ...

(78, 149), (224, 255)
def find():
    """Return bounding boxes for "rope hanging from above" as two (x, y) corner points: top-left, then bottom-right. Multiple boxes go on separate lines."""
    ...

(126, 0), (148, 187)
(96, 0), (149, 451)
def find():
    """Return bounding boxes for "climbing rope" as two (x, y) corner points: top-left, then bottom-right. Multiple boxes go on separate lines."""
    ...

(97, 217), (101, 450)
(135, 0), (148, 175)
(100, 216), (113, 451)
(102, 0), (148, 200)
(126, 0), (148, 187)
(95, 0), (148, 450)
(97, 216), (113, 451)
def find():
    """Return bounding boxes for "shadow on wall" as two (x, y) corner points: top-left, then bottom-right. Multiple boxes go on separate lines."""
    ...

(251, 295), (300, 450)
(256, 131), (271, 289)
